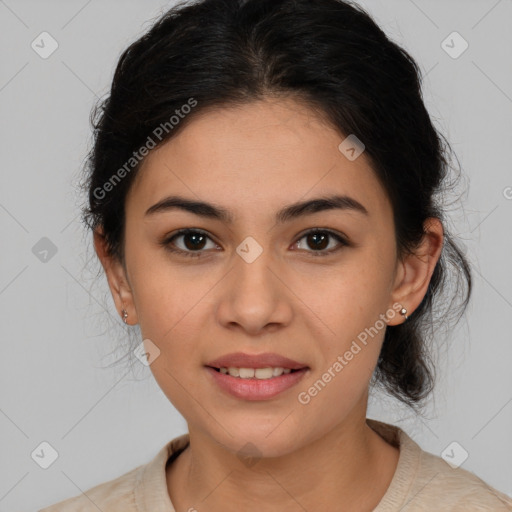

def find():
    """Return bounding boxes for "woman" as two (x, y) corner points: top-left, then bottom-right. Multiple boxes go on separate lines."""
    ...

(40, 0), (512, 510)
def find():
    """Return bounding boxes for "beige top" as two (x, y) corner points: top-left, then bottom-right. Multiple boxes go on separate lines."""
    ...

(39, 419), (512, 511)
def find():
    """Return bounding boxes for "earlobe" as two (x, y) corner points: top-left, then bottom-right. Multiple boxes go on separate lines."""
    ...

(93, 228), (138, 325)
(387, 218), (444, 326)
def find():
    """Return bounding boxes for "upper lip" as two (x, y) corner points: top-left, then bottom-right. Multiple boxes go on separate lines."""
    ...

(205, 352), (309, 370)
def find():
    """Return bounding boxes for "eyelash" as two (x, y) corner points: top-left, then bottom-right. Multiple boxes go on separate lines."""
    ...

(160, 228), (350, 259)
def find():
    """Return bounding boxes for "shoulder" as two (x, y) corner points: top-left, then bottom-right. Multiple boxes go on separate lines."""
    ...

(38, 464), (141, 512)
(414, 448), (512, 510)
(368, 419), (512, 511)
(37, 434), (189, 512)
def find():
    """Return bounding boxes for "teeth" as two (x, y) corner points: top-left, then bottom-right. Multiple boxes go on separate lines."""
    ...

(272, 367), (284, 376)
(220, 367), (297, 379)
(227, 367), (239, 377)
(239, 368), (254, 378)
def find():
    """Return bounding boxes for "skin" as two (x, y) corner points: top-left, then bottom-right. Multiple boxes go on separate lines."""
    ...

(95, 96), (443, 511)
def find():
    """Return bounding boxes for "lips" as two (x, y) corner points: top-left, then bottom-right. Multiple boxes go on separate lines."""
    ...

(205, 366), (309, 400)
(205, 352), (309, 371)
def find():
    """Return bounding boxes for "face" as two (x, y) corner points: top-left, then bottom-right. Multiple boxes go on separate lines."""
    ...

(100, 97), (420, 458)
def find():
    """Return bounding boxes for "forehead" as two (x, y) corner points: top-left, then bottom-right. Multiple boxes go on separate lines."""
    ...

(127, 97), (392, 222)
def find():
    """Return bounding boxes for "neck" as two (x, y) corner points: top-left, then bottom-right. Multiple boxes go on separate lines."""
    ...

(166, 411), (399, 511)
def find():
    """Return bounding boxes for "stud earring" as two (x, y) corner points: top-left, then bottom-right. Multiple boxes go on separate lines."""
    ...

(400, 307), (408, 321)
(122, 309), (128, 324)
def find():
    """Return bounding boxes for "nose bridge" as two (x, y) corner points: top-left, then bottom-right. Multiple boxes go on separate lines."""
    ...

(216, 235), (291, 332)
(233, 236), (277, 298)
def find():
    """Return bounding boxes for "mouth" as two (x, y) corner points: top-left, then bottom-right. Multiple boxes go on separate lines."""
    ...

(204, 365), (310, 401)
(206, 366), (306, 379)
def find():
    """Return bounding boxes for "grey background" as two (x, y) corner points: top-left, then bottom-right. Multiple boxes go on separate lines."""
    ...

(1, 0), (511, 510)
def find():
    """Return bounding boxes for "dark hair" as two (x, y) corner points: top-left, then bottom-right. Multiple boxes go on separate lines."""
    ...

(81, 0), (472, 412)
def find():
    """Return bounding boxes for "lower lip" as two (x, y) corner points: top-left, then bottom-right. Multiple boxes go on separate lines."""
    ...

(205, 367), (309, 401)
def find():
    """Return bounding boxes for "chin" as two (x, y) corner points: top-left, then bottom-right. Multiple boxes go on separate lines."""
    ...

(208, 417), (310, 460)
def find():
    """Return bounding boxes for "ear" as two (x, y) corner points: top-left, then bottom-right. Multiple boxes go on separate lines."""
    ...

(93, 228), (138, 325)
(387, 217), (444, 326)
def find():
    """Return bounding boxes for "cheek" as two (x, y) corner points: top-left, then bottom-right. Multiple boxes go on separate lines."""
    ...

(129, 264), (209, 414)
(134, 276), (205, 363)
(291, 246), (393, 392)
(292, 249), (394, 341)
(126, 242), (211, 342)
(292, 318), (381, 446)
(296, 308), (384, 429)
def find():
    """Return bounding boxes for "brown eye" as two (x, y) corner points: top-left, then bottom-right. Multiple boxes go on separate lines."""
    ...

(294, 229), (349, 256)
(181, 231), (207, 250)
(306, 232), (329, 250)
(161, 227), (349, 259)
(161, 229), (217, 258)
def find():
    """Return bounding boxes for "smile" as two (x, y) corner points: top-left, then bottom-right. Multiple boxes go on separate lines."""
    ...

(213, 366), (299, 379)
(205, 366), (309, 400)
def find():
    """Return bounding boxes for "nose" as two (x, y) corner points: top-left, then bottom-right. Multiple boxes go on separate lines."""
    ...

(215, 247), (293, 336)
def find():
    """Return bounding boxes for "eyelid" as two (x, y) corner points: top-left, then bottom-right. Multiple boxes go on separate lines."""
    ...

(160, 227), (350, 258)
(294, 227), (349, 246)
(292, 228), (349, 256)
(160, 228), (219, 258)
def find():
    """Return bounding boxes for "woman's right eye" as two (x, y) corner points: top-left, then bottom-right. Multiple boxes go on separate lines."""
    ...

(161, 229), (218, 258)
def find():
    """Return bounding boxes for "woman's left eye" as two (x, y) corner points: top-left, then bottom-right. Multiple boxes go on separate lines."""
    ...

(161, 228), (348, 258)
(293, 229), (349, 256)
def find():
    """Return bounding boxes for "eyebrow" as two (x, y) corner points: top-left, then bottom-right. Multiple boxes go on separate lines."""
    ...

(144, 194), (369, 223)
